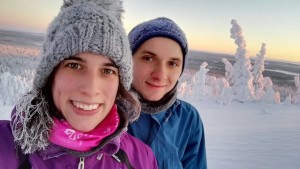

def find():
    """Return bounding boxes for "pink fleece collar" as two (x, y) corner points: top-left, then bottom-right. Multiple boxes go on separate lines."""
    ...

(49, 104), (120, 152)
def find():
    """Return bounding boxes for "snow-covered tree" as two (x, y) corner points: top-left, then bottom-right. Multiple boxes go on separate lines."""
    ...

(215, 78), (233, 105)
(252, 43), (266, 100)
(0, 72), (30, 105)
(195, 62), (209, 86)
(292, 76), (300, 105)
(230, 19), (255, 102)
(283, 95), (292, 105)
(221, 58), (234, 85)
(206, 76), (217, 96)
(261, 77), (280, 104)
(178, 81), (194, 101)
(192, 62), (212, 101)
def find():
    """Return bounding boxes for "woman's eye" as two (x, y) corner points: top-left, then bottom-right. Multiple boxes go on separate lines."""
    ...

(102, 69), (115, 75)
(66, 63), (81, 69)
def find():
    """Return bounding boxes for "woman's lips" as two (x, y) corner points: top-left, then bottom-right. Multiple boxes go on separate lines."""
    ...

(71, 100), (101, 116)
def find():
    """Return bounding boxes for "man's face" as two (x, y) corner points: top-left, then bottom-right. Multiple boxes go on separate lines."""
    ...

(132, 37), (183, 101)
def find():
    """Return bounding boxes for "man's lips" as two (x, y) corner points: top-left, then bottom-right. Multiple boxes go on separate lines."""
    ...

(146, 81), (166, 88)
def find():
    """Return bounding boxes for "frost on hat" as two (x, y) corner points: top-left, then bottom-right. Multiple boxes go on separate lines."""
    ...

(128, 17), (188, 71)
(34, 0), (132, 90)
(11, 0), (134, 155)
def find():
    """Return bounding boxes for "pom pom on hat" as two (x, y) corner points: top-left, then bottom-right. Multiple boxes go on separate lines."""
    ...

(34, 0), (132, 90)
(11, 0), (137, 155)
(62, 0), (124, 21)
(128, 17), (188, 72)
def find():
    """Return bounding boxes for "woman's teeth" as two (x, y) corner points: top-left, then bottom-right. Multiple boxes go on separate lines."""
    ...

(72, 101), (99, 110)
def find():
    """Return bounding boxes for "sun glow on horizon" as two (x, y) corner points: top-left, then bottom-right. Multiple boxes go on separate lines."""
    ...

(1, 0), (299, 64)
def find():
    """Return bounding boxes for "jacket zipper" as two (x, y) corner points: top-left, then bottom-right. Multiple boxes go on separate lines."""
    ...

(78, 157), (85, 169)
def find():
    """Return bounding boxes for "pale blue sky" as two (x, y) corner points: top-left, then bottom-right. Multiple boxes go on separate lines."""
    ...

(0, 0), (299, 63)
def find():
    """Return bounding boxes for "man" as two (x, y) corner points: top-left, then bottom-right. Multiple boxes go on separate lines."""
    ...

(128, 17), (207, 169)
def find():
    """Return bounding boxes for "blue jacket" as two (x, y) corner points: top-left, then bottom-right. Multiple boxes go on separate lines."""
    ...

(128, 99), (207, 169)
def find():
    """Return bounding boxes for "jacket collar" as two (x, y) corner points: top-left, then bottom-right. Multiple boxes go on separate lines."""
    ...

(38, 135), (123, 160)
(132, 83), (179, 114)
(38, 107), (128, 159)
(149, 99), (181, 124)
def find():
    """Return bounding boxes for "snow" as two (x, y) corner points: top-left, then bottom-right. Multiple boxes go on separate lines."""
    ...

(0, 105), (12, 120)
(1, 64), (299, 169)
(193, 100), (300, 169)
(1, 20), (300, 169)
(1, 91), (299, 169)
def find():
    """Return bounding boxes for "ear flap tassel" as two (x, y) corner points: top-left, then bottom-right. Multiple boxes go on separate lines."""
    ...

(11, 90), (53, 154)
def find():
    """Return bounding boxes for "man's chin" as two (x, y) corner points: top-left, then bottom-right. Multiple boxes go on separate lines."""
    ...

(143, 94), (163, 102)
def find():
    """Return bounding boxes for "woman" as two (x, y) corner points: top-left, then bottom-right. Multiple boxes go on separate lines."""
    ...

(0, 0), (157, 168)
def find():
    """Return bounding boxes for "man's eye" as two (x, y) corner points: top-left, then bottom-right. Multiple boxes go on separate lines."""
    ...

(143, 56), (153, 61)
(66, 63), (81, 69)
(169, 61), (179, 67)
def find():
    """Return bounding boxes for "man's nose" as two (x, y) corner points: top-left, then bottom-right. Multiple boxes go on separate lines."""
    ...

(151, 63), (167, 81)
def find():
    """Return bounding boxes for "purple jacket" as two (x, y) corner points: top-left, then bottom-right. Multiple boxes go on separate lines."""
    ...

(0, 120), (157, 169)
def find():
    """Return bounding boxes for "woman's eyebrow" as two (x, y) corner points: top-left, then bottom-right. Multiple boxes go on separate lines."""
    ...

(104, 62), (118, 68)
(64, 56), (85, 62)
(65, 56), (118, 68)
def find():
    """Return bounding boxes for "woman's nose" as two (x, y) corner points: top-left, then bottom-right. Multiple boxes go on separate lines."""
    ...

(79, 70), (101, 96)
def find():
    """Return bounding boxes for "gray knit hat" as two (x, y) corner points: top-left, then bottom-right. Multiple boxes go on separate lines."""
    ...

(34, 0), (132, 90)
(11, 0), (134, 154)
(128, 17), (188, 72)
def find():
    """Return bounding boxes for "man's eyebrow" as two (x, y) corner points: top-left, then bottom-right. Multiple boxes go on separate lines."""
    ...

(170, 57), (182, 61)
(141, 50), (182, 61)
(140, 50), (157, 56)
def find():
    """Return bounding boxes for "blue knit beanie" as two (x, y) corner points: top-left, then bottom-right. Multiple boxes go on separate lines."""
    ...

(128, 17), (188, 72)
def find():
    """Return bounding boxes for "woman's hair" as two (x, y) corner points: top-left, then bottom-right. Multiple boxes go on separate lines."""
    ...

(116, 84), (141, 122)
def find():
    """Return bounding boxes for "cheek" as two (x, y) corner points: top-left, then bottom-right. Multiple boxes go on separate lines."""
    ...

(53, 76), (74, 92)
(52, 74), (74, 107)
(103, 80), (119, 97)
(170, 72), (181, 85)
(133, 64), (141, 77)
(132, 66), (144, 85)
(133, 64), (151, 79)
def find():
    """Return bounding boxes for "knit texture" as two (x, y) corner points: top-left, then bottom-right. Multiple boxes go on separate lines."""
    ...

(35, 0), (132, 90)
(11, 0), (133, 154)
(128, 17), (188, 71)
(134, 86), (177, 114)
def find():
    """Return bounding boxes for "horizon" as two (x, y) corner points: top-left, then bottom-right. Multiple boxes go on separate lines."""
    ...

(1, 28), (300, 66)
(0, 0), (299, 63)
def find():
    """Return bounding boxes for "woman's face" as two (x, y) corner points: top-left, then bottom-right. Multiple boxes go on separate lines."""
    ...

(52, 52), (119, 132)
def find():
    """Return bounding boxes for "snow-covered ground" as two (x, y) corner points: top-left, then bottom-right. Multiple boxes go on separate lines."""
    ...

(193, 100), (300, 169)
(1, 21), (300, 168)
(1, 96), (299, 169)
